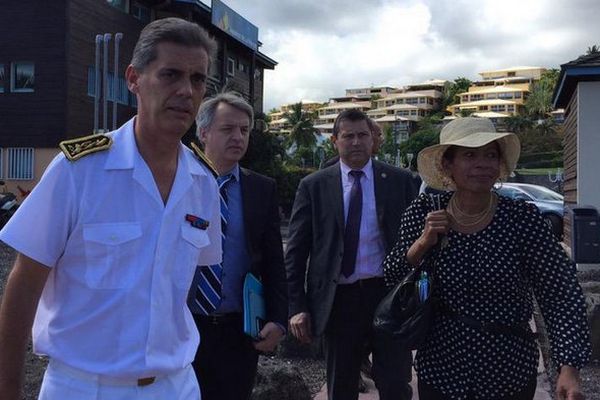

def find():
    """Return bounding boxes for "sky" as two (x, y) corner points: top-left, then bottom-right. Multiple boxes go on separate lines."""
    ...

(202, 0), (600, 111)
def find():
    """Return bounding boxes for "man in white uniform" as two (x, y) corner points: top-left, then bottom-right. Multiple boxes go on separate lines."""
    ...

(0, 18), (221, 400)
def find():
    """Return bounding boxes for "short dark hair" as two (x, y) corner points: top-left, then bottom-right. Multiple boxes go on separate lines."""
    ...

(131, 17), (217, 71)
(332, 109), (369, 137)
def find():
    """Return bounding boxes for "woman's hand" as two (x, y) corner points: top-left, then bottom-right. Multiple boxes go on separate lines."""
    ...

(406, 210), (450, 265)
(420, 210), (451, 248)
(556, 365), (585, 400)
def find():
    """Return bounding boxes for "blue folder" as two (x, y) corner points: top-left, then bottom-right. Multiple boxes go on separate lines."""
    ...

(243, 273), (266, 339)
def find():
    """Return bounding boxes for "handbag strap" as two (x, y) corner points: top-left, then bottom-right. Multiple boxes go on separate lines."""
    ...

(438, 302), (538, 341)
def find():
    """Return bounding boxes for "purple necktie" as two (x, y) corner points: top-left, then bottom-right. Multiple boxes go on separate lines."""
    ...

(341, 170), (363, 278)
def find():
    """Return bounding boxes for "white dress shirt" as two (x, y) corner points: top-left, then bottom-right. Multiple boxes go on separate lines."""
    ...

(338, 159), (386, 284)
(0, 117), (221, 378)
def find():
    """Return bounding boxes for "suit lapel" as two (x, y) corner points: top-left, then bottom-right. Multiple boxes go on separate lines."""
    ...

(372, 161), (386, 228)
(328, 165), (345, 232)
(239, 168), (254, 256)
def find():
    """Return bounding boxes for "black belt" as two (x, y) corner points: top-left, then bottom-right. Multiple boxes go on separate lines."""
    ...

(439, 303), (538, 341)
(196, 312), (242, 325)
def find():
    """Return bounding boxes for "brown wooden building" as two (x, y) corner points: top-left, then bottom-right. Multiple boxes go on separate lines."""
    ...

(0, 0), (276, 195)
(553, 52), (600, 248)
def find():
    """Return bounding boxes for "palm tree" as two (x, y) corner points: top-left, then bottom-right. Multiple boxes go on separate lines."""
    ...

(525, 70), (558, 121)
(586, 44), (600, 55)
(283, 102), (316, 149)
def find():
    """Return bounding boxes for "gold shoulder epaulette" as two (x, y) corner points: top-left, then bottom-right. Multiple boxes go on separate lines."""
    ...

(190, 142), (218, 177)
(59, 134), (112, 161)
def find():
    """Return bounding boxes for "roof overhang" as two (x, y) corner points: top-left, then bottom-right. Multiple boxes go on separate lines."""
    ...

(553, 65), (600, 108)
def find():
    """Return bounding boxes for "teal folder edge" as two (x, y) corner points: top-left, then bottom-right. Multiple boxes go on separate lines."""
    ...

(243, 273), (266, 339)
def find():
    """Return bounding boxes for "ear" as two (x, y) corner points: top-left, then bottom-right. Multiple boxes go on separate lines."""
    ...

(198, 127), (209, 144)
(125, 65), (140, 94)
(330, 134), (337, 149)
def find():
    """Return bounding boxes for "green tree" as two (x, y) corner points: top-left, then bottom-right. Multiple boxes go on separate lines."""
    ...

(379, 125), (397, 160)
(398, 115), (442, 169)
(283, 102), (316, 149)
(505, 114), (533, 134)
(525, 69), (559, 120)
(442, 77), (472, 111)
(586, 44), (600, 55)
(241, 113), (285, 177)
(320, 138), (337, 164)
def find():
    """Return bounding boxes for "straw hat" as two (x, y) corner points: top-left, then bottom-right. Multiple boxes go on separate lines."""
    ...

(417, 117), (520, 190)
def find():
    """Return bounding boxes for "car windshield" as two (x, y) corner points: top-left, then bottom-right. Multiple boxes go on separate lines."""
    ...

(520, 185), (563, 201)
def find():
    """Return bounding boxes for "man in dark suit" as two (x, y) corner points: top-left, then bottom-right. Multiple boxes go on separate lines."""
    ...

(286, 109), (417, 400)
(188, 92), (287, 400)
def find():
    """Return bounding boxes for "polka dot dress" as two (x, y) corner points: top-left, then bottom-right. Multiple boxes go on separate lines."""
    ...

(383, 192), (591, 399)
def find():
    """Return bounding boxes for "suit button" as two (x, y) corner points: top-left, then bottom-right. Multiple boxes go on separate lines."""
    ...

(332, 279), (338, 284)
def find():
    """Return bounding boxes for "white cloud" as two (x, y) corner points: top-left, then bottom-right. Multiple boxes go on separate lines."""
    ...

(206, 0), (600, 110)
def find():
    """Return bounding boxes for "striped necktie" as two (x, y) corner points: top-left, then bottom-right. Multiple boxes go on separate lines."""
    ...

(193, 173), (234, 315)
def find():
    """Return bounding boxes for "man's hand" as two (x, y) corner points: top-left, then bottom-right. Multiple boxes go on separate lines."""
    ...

(0, 254), (50, 400)
(556, 365), (585, 400)
(253, 322), (284, 353)
(289, 312), (312, 344)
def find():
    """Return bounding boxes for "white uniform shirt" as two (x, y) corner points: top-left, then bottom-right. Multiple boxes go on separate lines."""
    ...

(338, 159), (386, 284)
(0, 118), (221, 378)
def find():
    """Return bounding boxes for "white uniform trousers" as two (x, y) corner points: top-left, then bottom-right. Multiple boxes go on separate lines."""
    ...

(39, 359), (200, 400)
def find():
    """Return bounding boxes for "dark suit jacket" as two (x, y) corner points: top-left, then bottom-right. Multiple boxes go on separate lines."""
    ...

(239, 167), (288, 327)
(285, 160), (418, 336)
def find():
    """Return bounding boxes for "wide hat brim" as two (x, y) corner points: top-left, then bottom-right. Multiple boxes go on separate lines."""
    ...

(418, 128), (520, 191)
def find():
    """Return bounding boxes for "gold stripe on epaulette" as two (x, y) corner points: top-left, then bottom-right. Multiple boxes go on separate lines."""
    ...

(190, 142), (218, 177)
(59, 134), (112, 161)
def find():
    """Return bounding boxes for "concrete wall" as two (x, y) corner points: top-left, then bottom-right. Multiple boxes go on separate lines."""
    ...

(2, 148), (60, 201)
(577, 81), (600, 209)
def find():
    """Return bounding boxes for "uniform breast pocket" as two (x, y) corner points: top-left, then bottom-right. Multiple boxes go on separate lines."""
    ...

(175, 225), (211, 289)
(82, 222), (142, 289)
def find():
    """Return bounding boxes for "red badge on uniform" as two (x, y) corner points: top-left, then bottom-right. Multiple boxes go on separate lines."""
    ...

(185, 214), (209, 230)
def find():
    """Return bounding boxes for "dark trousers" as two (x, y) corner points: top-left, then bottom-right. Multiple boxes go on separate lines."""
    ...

(418, 375), (537, 400)
(192, 313), (259, 400)
(324, 278), (413, 400)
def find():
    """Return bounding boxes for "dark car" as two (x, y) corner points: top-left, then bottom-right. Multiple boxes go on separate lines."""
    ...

(494, 183), (564, 238)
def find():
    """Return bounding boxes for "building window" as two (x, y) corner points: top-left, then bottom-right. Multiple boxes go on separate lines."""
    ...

(227, 57), (235, 77)
(0, 64), (4, 93)
(131, 2), (151, 23)
(238, 61), (248, 74)
(10, 62), (34, 93)
(87, 67), (129, 104)
(514, 92), (522, 99)
(6, 148), (34, 180)
(107, 0), (128, 12)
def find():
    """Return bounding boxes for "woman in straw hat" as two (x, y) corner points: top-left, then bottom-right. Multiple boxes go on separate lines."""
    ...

(383, 117), (590, 400)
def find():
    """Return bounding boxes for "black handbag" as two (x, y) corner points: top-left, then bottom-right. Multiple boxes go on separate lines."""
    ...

(373, 249), (439, 350)
(373, 194), (443, 350)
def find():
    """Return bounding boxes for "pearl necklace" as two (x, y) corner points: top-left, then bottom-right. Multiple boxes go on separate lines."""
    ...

(448, 192), (497, 230)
